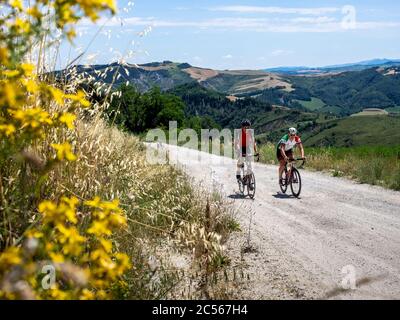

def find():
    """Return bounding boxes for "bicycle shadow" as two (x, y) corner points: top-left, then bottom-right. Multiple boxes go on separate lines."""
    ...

(228, 193), (251, 200)
(273, 192), (300, 199)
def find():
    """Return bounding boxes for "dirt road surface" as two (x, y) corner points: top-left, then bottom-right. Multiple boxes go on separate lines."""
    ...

(148, 143), (400, 299)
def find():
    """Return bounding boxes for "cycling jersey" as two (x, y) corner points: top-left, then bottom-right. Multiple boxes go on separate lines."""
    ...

(277, 134), (302, 152)
(241, 128), (251, 148)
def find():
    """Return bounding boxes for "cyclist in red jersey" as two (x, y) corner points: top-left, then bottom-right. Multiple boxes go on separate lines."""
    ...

(235, 119), (258, 182)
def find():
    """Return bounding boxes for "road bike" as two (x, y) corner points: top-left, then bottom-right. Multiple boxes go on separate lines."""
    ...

(279, 157), (306, 198)
(238, 153), (259, 199)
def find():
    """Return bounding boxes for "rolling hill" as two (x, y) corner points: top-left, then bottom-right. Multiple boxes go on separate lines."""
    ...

(56, 60), (400, 117)
(287, 66), (400, 115)
(55, 60), (291, 95)
(263, 58), (400, 75)
(55, 60), (400, 148)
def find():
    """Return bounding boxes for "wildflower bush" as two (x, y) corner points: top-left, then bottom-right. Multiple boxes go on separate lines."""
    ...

(0, 196), (129, 299)
(0, 0), (132, 299)
(0, 0), (233, 300)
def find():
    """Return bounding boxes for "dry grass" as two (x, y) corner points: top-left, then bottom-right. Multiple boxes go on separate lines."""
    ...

(2, 112), (237, 299)
(0, 0), (237, 299)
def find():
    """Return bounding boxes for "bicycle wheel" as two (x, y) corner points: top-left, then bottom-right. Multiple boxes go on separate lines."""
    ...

(238, 175), (245, 194)
(247, 173), (256, 199)
(279, 169), (288, 193)
(290, 168), (302, 198)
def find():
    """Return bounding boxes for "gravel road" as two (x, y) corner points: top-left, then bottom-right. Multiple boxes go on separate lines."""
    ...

(149, 143), (400, 299)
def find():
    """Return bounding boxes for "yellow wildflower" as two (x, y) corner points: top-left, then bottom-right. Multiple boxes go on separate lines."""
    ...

(1, 82), (17, 107)
(0, 47), (9, 65)
(0, 124), (16, 137)
(51, 142), (77, 161)
(49, 286), (69, 300)
(109, 211), (127, 227)
(12, 108), (53, 129)
(114, 253), (131, 275)
(87, 220), (112, 236)
(49, 87), (65, 105)
(0, 247), (22, 267)
(84, 196), (102, 208)
(38, 200), (57, 218)
(10, 0), (23, 11)
(2, 70), (20, 78)
(24, 229), (43, 239)
(49, 252), (65, 263)
(99, 238), (112, 253)
(56, 224), (86, 256)
(24, 79), (38, 93)
(59, 112), (76, 130)
(65, 90), (90, 108)
(20, 63), (35, 76)
(13, 18), (31, 33)
(27, 6), (42, 19)
(96, 290), (109, 299)
(39, 197), (81, 225)
(80, 289), (95, 300)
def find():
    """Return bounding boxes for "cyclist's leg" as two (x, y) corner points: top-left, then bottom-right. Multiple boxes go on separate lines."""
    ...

(245, 154), (253, 176)
(286, 149), (294, 181)
(236, 156), (244, 180)
(286, 149), (295, 181)
(245, 155), (255, 190)
(277, 149), (286, 182)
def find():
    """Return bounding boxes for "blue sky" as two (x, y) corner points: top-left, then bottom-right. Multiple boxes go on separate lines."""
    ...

(60, 0), (400, 70)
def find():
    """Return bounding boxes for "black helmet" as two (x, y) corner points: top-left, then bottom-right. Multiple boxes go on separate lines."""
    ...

(241, 119), (251, 127)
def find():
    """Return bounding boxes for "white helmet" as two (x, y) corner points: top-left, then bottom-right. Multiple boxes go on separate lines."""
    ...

(288, 127), (297, 135)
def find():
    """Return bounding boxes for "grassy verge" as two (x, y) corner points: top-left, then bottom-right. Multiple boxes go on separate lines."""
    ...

(1, 115), (238, 299)
(259, 143), (400, 191)
(0, 0), (239, 299)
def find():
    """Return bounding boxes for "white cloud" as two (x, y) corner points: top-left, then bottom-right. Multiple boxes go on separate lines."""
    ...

(209, 6), (339, 15)
(291, 16), (336, 24)
(78, 16), (400, 33)
(222, 54), (233, 59)
(270, 50), (294, 57)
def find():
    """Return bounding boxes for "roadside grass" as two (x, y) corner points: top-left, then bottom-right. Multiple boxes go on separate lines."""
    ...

(2, 112), (238, 299)
(259, 143), (400, 191)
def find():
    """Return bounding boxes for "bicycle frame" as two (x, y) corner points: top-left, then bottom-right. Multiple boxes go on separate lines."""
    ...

(282, 158), (305, 185)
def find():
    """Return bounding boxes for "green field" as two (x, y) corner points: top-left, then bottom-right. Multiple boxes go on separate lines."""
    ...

(385, 106), (400, 113)
(303, 115), (400, 147)
(294, 97), (326, 111)
(351, 109), (389, 116)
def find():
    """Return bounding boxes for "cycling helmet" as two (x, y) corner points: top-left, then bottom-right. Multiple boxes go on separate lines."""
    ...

(288, 127), (297, 135)
(241, 119), (251, 127)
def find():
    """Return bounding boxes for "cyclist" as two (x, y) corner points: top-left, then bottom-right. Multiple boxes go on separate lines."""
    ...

(277, 127), (305, 184)
(235, 119), (258, 183)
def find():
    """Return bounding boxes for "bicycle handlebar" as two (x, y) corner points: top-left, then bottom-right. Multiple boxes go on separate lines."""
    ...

(287, 157), (306, 167)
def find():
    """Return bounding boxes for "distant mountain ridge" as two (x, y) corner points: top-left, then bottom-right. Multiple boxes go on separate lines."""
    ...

(55, 60), (293, 95)
(263, 58), (400, 75)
